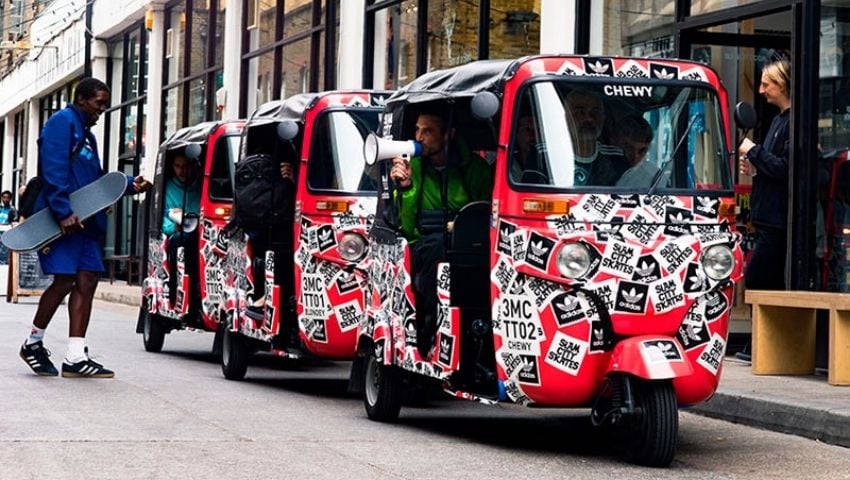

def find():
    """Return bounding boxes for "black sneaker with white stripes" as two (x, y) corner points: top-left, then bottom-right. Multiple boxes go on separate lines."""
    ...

(61, 359), (115, 378)
(19, 341), (59, 376)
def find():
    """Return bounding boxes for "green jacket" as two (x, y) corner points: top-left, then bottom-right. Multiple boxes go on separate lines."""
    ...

(395, 142), (493, 242)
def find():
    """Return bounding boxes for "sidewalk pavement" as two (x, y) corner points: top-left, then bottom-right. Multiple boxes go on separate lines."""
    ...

(93, 280), (849, 448)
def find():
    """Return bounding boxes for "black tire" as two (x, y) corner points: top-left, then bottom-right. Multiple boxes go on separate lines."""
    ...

(142, 310), (166, 353)
(221, 322), (250, 381)
(621, 380), (678, 468)
(363, 354), (402, 422)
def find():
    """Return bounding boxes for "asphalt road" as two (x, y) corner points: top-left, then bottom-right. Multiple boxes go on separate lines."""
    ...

(1, 299), (848, 480)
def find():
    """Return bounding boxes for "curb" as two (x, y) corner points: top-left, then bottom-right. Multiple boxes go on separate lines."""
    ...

(689, 390), (850, 448)
(95, 288), (141, 307)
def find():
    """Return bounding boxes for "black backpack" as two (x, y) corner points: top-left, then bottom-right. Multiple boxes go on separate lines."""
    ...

(233, 153), (291, 230)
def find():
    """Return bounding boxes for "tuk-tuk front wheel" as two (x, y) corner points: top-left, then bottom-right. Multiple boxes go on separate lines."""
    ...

(620, 380), (678, 468)
(364, 354), (402, 422)
(142, 309), (166, 353)
(221, 320), (250, 381)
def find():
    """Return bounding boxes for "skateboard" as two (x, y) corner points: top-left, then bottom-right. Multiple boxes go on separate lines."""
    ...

(0, 172), (128, 252)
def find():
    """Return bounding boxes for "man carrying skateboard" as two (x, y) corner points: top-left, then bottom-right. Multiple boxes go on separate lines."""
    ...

(19, 78), (150, 378)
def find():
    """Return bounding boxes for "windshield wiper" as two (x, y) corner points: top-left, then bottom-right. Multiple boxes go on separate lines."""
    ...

(646, 114), (699, 195)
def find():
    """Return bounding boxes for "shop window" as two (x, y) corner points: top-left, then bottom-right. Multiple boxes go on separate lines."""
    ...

(166, 6), (187, 82)
(190, 2), (210, 75)
(188, 78), (207, 126)
(245, 50), (276, 115)
(690, 0), (760, 15)
(281, 38), (311, 98)
(373, 1), (417, 90)
(426, 0), (479, 70)
(489, 0), (540, 59)
(604, 0), (675, 57)
(163, 86), (184, 140)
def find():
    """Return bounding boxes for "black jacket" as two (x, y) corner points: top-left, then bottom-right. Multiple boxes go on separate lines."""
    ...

(747, 109), (790, 230)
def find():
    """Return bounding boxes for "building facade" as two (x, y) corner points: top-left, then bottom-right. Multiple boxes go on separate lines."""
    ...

(0, 0), (847, 294)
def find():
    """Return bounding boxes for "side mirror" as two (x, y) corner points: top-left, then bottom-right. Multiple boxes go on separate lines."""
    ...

(184, 143), (202, 161)
(277, 120), (299, 141)
(734, 102), (757, 130)
(470, 91), (500, 120)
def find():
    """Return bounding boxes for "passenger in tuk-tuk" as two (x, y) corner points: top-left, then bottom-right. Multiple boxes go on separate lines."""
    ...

(389, 104), (493, 355)
(510, 110), (546, 184)
(613, 114), (659, 188)
(563, 88), (629, 186)
(163, 152), (201, 302)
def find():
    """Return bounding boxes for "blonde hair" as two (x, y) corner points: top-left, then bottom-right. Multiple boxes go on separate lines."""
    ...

(762, 59), (791, 96)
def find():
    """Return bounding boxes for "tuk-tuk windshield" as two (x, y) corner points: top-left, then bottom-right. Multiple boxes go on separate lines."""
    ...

(510, 79), (731, 192)
(308, 110), (380, 193)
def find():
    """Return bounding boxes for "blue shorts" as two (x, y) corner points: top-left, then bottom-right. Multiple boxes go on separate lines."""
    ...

(38, 234), (104, 275)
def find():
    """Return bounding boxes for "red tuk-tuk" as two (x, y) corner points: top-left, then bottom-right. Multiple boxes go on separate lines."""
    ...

(358, 56), (743, 467)
(138, 120), (245, 352)
(219, 91), (390, 380)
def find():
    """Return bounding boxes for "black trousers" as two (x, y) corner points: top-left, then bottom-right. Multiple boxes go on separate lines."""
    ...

(745, 226), (787, 290)
(167, 231), (198, 306)
(411, 232), (446, 349)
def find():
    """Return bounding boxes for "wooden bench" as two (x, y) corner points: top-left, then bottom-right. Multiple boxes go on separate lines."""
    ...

(746, 290), (850, 386)
(104, 255), (140, 285)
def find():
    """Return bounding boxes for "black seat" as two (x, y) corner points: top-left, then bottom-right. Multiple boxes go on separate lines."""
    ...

(448, 201), (490, 307)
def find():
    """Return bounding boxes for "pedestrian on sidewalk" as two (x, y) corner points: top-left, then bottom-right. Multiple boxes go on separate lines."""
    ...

(0, 190), (18, 224)
(19, 77), (150, 378)
(738, 57), (791, 290)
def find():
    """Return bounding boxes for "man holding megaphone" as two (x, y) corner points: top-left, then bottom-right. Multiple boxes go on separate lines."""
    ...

(388, 104), (493, 357)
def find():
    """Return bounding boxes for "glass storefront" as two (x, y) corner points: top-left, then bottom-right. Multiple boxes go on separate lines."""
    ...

(240, 0), (338, 118)
(162, 0), (227, 140)
(104, 24), (149, 258)
(366, 0), (541, 90)
(600, 0), (850, 293)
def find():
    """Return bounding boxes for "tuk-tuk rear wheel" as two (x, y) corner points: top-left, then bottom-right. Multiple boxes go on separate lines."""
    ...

(142, 309), (166, 353)
(364, 354), (402, 422)
(221, 320), (250, 381)
(621, 380), (678, 468)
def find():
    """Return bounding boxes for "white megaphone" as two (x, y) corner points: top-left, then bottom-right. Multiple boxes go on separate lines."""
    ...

(364, 133), (422, 166)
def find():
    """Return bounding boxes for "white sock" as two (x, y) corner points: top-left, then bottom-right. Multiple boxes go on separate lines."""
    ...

(25, 326), (46, 346)
(65, 337), (87, 363)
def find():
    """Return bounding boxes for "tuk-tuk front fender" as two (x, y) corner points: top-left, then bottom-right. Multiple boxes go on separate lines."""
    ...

(606, 336), (693, 380)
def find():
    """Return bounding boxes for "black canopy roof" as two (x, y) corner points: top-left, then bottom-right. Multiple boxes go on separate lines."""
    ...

(244, 93), (319, 129)
(387, 59), (515, 106)
(159, 121), (224, 151)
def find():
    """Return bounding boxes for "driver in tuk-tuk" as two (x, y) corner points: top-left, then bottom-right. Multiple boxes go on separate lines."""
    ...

(163, 152), (201, 301)
(564, 88), (629, 186)
(389, 103), (493, 355)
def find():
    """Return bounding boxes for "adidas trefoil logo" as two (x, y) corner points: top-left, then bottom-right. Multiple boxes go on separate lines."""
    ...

(530, 240), (549, 256)
(670, 212), (687, 224)
(588, 61), (610, 74)
(622, 288), (644, 303)
(654, 68), (675, 80)
(636, 260), (655, 276)
(697, 196), (717, 209)
(319, 230), (332, 241)
(556, 296), (579, 312)
(440, 337), (450, 352)
(500, 227), (511, 243)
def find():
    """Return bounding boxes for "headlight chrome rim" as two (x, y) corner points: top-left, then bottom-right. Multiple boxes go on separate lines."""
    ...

(557, 243), (591, 279)
(339, 232), (367, 262)
(700, 244), (735, 280)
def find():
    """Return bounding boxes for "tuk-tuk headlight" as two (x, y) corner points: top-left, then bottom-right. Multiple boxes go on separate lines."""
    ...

(557, 243), (591, 279)
(339, 232), (367, 262)
(701, 244), (735, 280)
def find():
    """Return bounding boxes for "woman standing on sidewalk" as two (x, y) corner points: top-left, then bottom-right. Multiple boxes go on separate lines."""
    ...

(738, 58), (792, 290)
